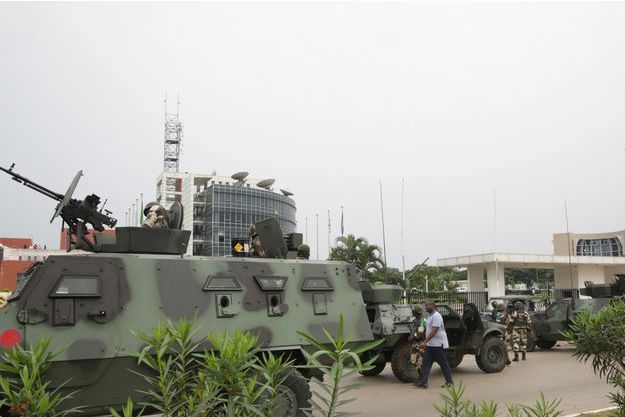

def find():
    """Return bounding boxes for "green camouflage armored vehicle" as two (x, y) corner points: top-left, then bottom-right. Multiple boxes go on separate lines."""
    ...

(0, 165), (508, 416)
(359, 284), (509, 381)
(530, 297), (612, 349)
(0, 166), (379, 416)
(530, 279), (625, 349)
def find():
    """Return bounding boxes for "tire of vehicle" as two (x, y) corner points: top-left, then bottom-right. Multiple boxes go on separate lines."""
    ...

(360, 361), (386, 377)
(535, 339), (557, 350)
(476, 336), (507, 373)
(526, 335), (535, 352)
(447, 355), (463, 369)
(273, 368), (312, 417)
(390, 339), (420, 383)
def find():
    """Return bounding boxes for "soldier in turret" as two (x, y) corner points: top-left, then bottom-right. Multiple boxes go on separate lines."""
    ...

(142, 202), (169, 229)
(507, 301), (532, 361)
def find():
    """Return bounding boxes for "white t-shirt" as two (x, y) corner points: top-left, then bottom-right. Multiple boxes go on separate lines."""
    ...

(425, 310), (449, 349)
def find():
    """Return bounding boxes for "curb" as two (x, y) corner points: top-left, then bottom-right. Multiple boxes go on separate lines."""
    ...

(561, 406), (618, 417)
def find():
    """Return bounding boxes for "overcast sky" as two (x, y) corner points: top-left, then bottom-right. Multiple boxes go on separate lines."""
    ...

(1, 2), (624, 268)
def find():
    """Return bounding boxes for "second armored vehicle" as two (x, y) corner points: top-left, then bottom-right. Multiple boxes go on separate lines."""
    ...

(360, 283), (509, 381)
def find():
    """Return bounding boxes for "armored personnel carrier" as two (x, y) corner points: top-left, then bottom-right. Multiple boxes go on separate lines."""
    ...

(530, 279), (625, 350)
(0, 166), (507, 416)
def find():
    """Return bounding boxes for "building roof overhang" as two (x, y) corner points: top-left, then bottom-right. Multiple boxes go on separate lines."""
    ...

(437, 253), (625, 268)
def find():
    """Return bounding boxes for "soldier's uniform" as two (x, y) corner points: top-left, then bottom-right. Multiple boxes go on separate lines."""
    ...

(409, 304), (426, 368)
(507, 301), (532, 361)
(494, 303), (507, 324)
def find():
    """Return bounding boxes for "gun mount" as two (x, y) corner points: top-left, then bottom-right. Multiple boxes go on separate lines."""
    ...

(1, 163), (117, 250)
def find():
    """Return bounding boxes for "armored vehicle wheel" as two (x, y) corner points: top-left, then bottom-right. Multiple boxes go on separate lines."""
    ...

(535, 339), (557, 350)
(360, 361), (386, 377)
(390, 340), (420, 383)
(273, 368), (311, 417)
(476, 336), (507, 373)
(447, 355), (463, 369)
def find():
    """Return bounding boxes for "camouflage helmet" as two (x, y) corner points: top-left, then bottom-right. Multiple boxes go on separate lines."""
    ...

(496, 303), (506, 312)
(411, 304), (423, 316)
(249, 224), (257, 237)
(143, 201), (165, 216)
(514, 301), (524, 311)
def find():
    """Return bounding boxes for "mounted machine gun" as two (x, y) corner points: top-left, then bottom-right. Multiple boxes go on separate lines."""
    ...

(0, 163), (117, 251)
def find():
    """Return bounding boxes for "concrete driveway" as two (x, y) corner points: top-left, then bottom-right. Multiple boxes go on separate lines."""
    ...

(325, 343), (612, 417)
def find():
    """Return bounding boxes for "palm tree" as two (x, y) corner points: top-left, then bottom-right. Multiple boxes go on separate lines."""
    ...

(329, 234), (385, 281)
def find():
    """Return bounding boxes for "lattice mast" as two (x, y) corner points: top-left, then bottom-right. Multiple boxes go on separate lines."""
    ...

(162, 94), (183, 209)
(163, 95), (183, 173)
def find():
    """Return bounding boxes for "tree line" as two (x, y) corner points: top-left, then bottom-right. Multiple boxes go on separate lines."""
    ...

(329, 234), (555, 291)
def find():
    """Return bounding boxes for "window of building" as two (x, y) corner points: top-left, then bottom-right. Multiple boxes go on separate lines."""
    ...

(576, 238), (623, 256)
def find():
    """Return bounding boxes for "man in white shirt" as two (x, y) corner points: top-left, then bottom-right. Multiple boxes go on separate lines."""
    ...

(414, 299), (454, 389)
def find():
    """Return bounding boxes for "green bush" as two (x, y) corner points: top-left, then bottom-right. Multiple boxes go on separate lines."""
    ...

(564, 300), (625, 415)
(435, 383), (561, 417)
(297, 314), (383, 417)
(0, 336), (80, 417)
(133, 317), (295, 417)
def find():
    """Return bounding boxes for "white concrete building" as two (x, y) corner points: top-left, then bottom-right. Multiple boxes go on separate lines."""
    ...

(437, 230), (625, 297)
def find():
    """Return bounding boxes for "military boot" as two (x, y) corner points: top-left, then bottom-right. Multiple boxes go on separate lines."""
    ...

(522, 352), (526, 361)
(513, 352), (519, 362)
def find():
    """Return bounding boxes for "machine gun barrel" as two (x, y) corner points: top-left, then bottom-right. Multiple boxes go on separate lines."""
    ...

(0, 164), (64, 201)
(1, 163), (117, 241)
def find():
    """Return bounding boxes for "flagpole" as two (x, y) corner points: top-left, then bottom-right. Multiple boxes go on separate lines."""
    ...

(401, 177), (406, 285)
(340, 205), (344, 236)
(327, 210), (331, 255)
(135, 198), (139, 226)
(140, 193), (144, 225)
(565, 201), (575, 307)
(316, 213), (319, 260)
(379, 181), (388, 267)
(494, 187), (499, 295)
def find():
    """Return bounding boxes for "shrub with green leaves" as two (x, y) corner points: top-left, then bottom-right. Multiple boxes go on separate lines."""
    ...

(435, 383), (561, 417)
(132, 317), (295, 417)
(565, 300), (625, 415)
(297, 314), (384, 417)
(0, 336), (80, 417)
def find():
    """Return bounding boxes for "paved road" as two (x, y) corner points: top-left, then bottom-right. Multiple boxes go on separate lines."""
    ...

(320, 343), (612, 417)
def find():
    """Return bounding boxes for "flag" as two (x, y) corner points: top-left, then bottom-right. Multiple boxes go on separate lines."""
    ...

(340, 206), (344, 235)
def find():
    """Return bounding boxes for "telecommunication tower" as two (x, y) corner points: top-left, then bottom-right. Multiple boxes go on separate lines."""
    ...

(161, 94), (183, 209)
(163, 95), (183, 172)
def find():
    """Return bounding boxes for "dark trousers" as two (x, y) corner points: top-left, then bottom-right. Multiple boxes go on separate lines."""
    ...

(418, 346), (453, 386)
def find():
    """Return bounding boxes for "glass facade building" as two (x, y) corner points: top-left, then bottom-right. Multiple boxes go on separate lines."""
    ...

(192, 183), (296, 256)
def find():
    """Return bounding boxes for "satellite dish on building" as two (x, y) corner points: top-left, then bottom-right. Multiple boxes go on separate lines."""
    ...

(280, 189), (294, 197)
(257, 179), (275, 189)
(231, 172), (249, 181)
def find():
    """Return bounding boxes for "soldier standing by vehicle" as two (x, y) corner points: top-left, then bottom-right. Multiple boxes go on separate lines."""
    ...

(409, 304), (426, 368)
(507, 301), (532, 361)
(495, 303), (507, 324)
(490, 300), (498, 321)
(414, 300), (453, 389)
